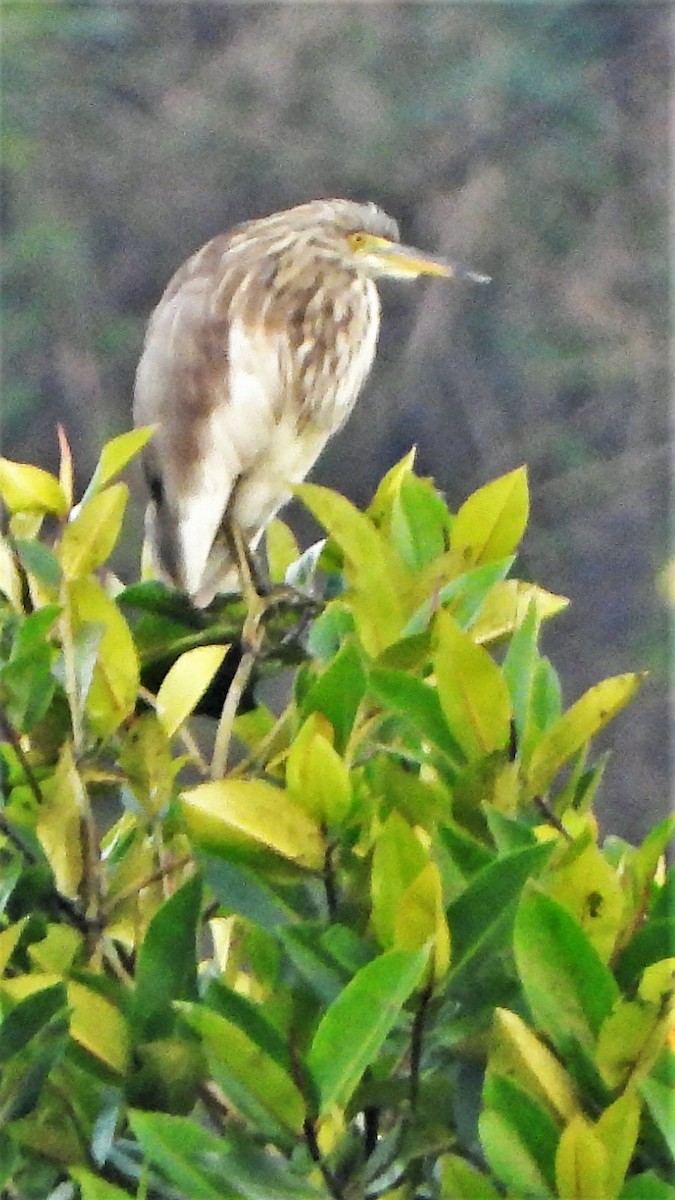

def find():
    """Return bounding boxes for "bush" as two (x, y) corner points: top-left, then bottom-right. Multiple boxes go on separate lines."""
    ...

(0, 434), (672, 1200)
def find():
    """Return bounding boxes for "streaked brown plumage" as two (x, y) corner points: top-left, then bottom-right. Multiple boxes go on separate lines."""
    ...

(133, 198), (488, 605)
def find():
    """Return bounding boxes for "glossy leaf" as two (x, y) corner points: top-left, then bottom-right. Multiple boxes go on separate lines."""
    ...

(471, 579), (568, 644)
(296, 482), (406, 653)
(300, 638), (366, 754)
(70, 1170), (134, 1200)
(526, 673), (647, 796)
(489, 1007), (578, 1122)
(390, 471), (449, 572)
(307, 947), (427, 1114)
(451, 466), (529, 565)
(181, 778), (325, 869)
(369, 667), (465, 767)
(394, 860), (451, 981)
(66, 577), (139, 736)
(480, 1073), (558, 1197)
(0, 458), (68, 517)
(514, 886), (618, 1056)
(440, 1154), (501, 1200)
(433, 610), (511, 759)
(35, 743), (84, 899)
(542, 839), (626, 962)
(132, 874), (202, 1041)
(597, 959), (675, 1090)
(79, 426), (155, 505)
(59, 484), (127, 579)
(371, 810), (428, 949)
(129, 1110), (323, 1199)
(156, 643), (228, 737)
(555, 1116), (608, 1200)
(594, 1092), (641, 1199)
(265, 517), (300, 583)
(285, 712), (352, 824)
(179, 1000), (305, 1137)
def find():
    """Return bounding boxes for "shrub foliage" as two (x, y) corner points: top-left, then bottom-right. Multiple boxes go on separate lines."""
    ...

(0, 434), (672, 1200)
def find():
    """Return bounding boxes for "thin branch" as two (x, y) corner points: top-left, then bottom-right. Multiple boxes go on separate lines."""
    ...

(323, 842), (339, 922)
(533, 795), (573, 841)
(211, 647), (258, 779)
(0, 706), (44, 807)
(104, 853), (192, 913)
(303, 1118), (345, 1200)
(409, 979), (433, 1113)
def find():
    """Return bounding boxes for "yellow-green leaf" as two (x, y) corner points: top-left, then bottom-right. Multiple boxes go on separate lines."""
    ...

(67, 577), (140, 736)
(181, 778), (325, 869)
(0, 536), (23, 610)
(285, 712), (352, 824)
(36, 743), (84, 899)
(265, 518), (300, 583)
(0, 919), (28, 976)
(68, 980), (130, 1073)
(296, 482), (406, 654)
(0, 458), (68, 517)
(59, 483), (128, 578)
(80, 426), (156, 505)
(490, 1007), (578, 1123)
(371, 810), (428, 949)
(156, 643), (228, 737)
(179, 1001), (305, 1135)
(0, 974), (129, 1073)
(471, 579), (569, 644)
(541, 840), (626, 963)
(594, 1093), (641, 1200)
(433, 609), (511, 759)
(451, 467), (529, 566)
(394, 860), (451, 981)
(596, 958), (675, 1089)
(555, 1115), (608, 1200)
(526, 673), (647, 797)
(367, 448), (417, 530)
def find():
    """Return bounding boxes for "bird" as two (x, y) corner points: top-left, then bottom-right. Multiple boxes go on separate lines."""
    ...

(133, 198), (489, 607)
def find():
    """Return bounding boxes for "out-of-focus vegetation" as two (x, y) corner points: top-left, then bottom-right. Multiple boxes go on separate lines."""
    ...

(1, 3), (669, 838)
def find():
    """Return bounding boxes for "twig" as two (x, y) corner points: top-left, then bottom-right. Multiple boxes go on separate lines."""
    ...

(303, 1118), (345, 1200)
(323, 842), (338, 921)
(409, 979), (433, 1113)
(210, 647), (258, 778)
(533, 795), (573, 841)
(0, 706), (44, 807)
(104, 853), (192, 913)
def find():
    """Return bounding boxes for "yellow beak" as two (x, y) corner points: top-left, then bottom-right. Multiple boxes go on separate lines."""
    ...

(369, 235), (490, 283)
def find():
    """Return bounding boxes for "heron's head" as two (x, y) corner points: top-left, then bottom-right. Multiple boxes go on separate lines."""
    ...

(285, 199), (490, 284)
(232, 199), (490, 285)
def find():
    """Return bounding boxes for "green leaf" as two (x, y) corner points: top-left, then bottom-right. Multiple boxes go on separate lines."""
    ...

(480, 1073), (558, 1197)
(156, 643), (229, 737)
(132, 874), (202, 1041)
(300, 638), (366, 754)
(640, 1072), (675, 1160)
(201, 857), (298, 930)
(526, 673), (647, 796)
(433, 610), (511, 759)
(390, 471), (449, 572)
(0, 983), (66, 1064)
(307, 947), (427, 1115)
(285, 713), (352, 824)
(620, 1172), (675, 1200)
(369, 667), (465, 768)
(129, 1110), (323, 1200)
(502, 599), (540, 752)
(514, 886), (618, 1056)
(404, 558), (514, 637)
(446, 843), (553, 999)
(265, 517), (300, 584)
(451, 466), (529, 565)
(179, 999), (305, 1138)
(118, 711), (180, 816)
(70, 1169), (134, 1199)
(440, 1153), (502, 1199)
(59, 484), (128, 578)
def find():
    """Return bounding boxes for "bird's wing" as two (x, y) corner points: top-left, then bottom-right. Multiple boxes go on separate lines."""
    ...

(133, 241), (292, 596)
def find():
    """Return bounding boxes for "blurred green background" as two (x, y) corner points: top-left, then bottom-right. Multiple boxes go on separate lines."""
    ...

(1, 2), (670, 840)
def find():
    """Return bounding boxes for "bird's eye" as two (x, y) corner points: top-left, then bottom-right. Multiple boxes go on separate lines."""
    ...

(349, 231), (367, 251)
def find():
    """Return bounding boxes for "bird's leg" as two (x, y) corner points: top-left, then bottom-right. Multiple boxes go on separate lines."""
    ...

(210, 522), (265, 779)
